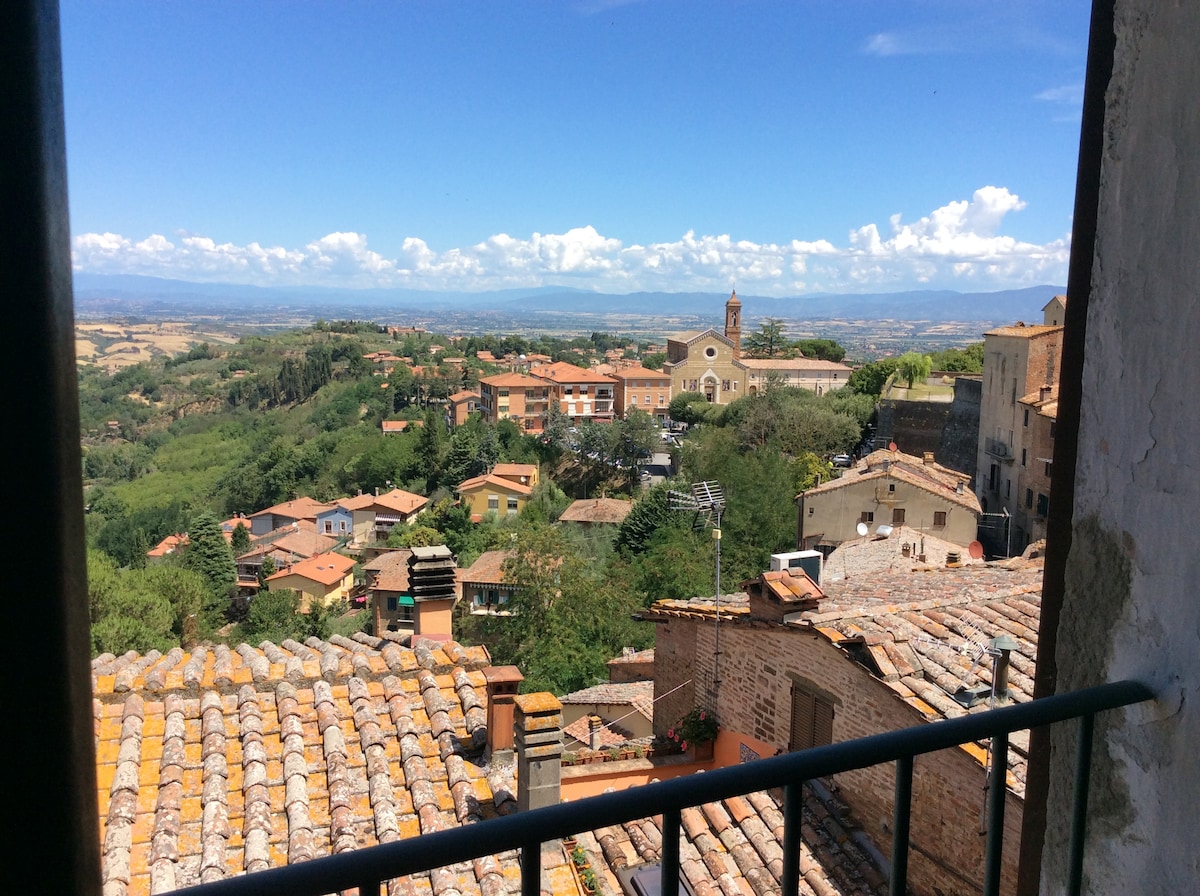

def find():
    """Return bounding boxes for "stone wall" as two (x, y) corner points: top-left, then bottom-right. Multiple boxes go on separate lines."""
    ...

(939, 376), (983, 484)
(1040, 3), (1200, 892)
(659, 618), (1021, 896)
(876, 397), (953, 460)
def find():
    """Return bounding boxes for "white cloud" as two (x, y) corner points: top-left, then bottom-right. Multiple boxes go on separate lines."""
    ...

(1035, 84), (1083, 105)
(71, 186), (1070, 296)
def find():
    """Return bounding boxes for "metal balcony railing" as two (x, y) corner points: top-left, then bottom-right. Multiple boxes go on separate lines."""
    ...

(168, 680), (1152, 896)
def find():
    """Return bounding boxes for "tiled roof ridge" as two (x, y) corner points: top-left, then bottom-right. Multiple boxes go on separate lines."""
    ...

(803, 582), (1041, 627)
(91, 635), (490, 703)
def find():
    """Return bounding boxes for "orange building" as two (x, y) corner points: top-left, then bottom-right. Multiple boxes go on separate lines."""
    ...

(527, 360), (618, 424)
(608, 364), (672, 422)
(478, 372), (551, 432)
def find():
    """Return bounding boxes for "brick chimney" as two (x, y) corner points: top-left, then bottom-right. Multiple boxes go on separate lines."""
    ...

(514, 693), (563, 812)
(483, 665), (524, 760)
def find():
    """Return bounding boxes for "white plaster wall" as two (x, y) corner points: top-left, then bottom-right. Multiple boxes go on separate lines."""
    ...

(1042, 2), (1200, 892)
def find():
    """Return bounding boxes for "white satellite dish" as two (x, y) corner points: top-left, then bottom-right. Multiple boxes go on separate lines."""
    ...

(856, 521), (869, 537)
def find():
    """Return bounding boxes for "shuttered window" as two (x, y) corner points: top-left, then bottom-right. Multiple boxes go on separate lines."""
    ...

(789, 685), (834, 752)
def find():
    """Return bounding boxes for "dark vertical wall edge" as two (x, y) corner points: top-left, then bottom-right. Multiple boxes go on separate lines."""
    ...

(1, 2), (101, 894)
(1015, 1), (1116, 893)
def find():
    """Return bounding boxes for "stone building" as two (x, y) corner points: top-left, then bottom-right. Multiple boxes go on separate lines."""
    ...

(642, 559), (1044, 896)
(663, 292), (746, 403)
(976, 299), (1065, 554)
(799, 447), (980, 552)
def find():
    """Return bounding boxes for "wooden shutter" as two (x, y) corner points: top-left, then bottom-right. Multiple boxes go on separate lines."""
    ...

(790, 685), (834, 751)
(813, 697), (834, 747)
(790, 687), (815, 751)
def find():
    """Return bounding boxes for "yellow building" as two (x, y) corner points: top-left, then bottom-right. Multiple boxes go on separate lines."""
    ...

(265, 551), (356, 611)
(456, 472), (533, 520)
(663, 292), (745, 404)
(799, 448), (980, 551)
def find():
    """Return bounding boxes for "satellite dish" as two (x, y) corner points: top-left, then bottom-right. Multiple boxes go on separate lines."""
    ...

(856, 522), (869, 537)
(968, 540), (985, 560)
(876, 524), (894, 538)
(888, 441), (898, 451)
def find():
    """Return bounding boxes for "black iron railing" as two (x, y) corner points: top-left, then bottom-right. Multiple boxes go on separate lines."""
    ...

(169, 680), (1152, 896)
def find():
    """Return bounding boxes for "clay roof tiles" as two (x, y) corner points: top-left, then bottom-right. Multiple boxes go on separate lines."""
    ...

(91, 634), (534, 895)
(92, 632), (890, 895)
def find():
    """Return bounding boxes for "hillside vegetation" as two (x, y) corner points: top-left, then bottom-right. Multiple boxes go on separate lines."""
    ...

(80, 319), (911, 692)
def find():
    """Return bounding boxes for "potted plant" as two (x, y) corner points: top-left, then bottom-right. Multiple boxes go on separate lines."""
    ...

(580, 866), (599, 894)
(561, 751), (578, 767)
(667, 708), (719, 759)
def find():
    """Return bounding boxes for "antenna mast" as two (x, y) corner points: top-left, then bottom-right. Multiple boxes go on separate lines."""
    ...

(668, 480), (726, 706)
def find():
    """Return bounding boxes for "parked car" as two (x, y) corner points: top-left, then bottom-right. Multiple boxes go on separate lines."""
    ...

(832, 453), (853, 468)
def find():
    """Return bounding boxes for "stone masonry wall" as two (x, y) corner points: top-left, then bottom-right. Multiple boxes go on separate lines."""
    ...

(689, 620), (1021, 896)
(652, 620), (697, 739)
(877, 398), (954, 460)
(939, 377), (983, 485)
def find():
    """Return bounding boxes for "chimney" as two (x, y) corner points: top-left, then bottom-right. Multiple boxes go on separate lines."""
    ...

(923, 451), (935, 465)
(956, 480), (965, 494)
(588, 714), (603, 750)
(990, 636), (1020, 703)
(514, 693), (563, 812)
(1040, 384), (1052, 402)
(946, 550), (962, 568)
(483, 666), (524, 759)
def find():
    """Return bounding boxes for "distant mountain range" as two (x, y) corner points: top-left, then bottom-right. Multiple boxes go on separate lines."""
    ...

(73, 274), (1065, 328)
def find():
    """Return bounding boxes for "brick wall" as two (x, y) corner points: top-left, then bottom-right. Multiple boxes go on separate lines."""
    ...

(652, 621), (697, 737)
(658, 617), (1021, 896)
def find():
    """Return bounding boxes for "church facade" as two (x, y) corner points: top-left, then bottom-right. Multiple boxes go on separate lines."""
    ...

(663, 292), (852, 404)
(663, 292), (746, 404)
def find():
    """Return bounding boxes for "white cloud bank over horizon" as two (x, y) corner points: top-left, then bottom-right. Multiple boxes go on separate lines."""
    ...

(72, 187), (1070, 296)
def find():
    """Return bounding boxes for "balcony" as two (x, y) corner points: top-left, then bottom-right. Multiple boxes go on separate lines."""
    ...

(161, 680), (1149, 896)
(985, 438), (1014, 462)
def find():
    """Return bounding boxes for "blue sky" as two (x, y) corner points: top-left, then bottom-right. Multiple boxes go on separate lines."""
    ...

(61, 1), (1089, 296)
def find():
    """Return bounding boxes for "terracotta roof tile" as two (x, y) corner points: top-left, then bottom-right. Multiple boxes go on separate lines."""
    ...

(92, 634), (548, 894)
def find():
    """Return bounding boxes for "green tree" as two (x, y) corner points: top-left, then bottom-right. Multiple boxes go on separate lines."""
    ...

(88, 549), (176, 655)
(440, 426), (481, 488)
(896, 351), (933, 388)
(183, 511), (237, 616)
(612, 408), (659, 489)
(795, 338), (847, 362)
(239, 588), (304, 643)
(258, 555), (277, 588)
(742, 318), (794, 358)
(847, 358), (900, 396)
(930, 342), (984, 373)
(641, 352), (667, 370)
(389, 524), (444, 548)
(668, 391), (709, 425)
(614, 482), (677, 557)
(475, 525), (651, 694)
(230, 521), (251, 556)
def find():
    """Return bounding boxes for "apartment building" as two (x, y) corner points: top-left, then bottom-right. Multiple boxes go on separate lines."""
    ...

(477, 372), (551, 433)
(608, 364), (672, 422)
(975, 297), (1064, 554)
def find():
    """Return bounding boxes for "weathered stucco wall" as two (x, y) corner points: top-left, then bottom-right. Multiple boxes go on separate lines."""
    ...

(1041, 2), (1200, 892)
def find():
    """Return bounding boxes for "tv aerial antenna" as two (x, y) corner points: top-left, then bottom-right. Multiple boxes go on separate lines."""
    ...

(906, 624), (1021, 833)
(668, 480), (726, 705)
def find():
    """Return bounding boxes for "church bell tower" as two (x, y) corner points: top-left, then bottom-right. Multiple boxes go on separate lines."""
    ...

(724, 290), (742, 359)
